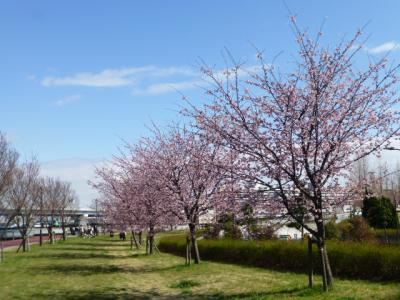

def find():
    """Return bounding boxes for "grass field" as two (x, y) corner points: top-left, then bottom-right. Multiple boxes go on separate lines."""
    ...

(0, 234), (399, 299)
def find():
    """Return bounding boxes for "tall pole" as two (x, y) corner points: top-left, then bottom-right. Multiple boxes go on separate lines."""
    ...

(39, 190), (43, 246)
(95, 199), (98, 236)
(0, 231), (4, 262)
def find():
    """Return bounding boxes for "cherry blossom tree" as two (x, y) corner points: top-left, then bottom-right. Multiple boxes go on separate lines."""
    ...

(93, 142), (175, 254)
(0, 132), (18, 261)
(138, 126), (237, 264)
(188, 21), (400, 289)
(7, 159), (41, 252)
(58, 181), (78, 241)
(41, 178), (63, 244)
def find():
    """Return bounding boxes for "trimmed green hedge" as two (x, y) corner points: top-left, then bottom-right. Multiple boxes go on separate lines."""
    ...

(373, 229), (400, 243)
(159, 236), (400, 281)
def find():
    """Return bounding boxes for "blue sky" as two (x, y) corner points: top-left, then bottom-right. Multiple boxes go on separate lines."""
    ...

(1, 1), (400, 206)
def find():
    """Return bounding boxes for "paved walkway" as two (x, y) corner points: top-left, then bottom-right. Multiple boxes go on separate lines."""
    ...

(1, 234), (63, 249)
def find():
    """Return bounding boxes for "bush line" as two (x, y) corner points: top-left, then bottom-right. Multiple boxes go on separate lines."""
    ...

(159, 236), (400, 281)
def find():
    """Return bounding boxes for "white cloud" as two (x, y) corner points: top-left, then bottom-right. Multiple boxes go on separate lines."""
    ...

(368, 42), (400, 54)
(26, 74), (36, 81)
(41, 158), (106, 208)
(41, 66), (196, 88)
(53, 94), (82, 107)
(40, 63), (264, 97)
(132, 79), (203, 96)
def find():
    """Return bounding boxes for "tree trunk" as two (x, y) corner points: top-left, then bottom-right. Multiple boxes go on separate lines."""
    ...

(39, 227), (43, 246)
(148, 227), (155, 255)
(130, 232), (133, 250)
(138, 231), (142, 245)
(323, 243), (334, 288)
(22, 236), (27, 252)
(0, 238), (4, 262)
(145, 236), (149, 254)
(48, 225), (54, 244)
(319, 244), (328, 291)
(62, 225), (66, 241)
(316, 218), (333, 291)
(307, 235), (313, 288)
(61, 216), (67, 241)
(186, 235), (191, 265)
(132, 231), (139, 250)
(189, 223), (200, 264)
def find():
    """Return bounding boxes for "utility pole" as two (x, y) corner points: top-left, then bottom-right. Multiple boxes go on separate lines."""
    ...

(95, 199), (98, 236)
(39, 187), (43, 246)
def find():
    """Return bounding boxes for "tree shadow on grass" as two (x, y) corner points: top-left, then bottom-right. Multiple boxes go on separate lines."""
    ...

(29, 286), (329, 300)
(45, 247), (128, 252)
(73, 242), (129, 247)
(31, 252), (131, 260)
(31, 263), (179, 276)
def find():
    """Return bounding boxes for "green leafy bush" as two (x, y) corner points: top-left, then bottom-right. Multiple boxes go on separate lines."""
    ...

(325, 220), (340, 240)
(249, 225), (277, 240)
(363, 196), (399, 229)
(159, 236), (400, 281)
(338, 217), (376, 242)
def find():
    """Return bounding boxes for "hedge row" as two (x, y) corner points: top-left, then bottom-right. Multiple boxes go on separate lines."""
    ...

(158, 236), (400, 281)
(373, 229), (400, 243)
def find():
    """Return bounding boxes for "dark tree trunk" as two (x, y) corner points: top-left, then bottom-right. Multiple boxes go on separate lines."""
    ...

(318, 243), (328, 291)
(48, 225), (54, 244)
(316, 219), (334, 291)
(185, 235), (191, 265)
(0, 238), (4, 262)
(61, 215), (67, 241)
(138, 231), (142, 245)
(148, 227), (155, 255)
(323, 243), (334, 288)
(307, 235), (313, 288)
(62, 225), (66, 241)
(39, 227), (43, 246)
(21, 235), (27, 252)
(132, 231), (139, 250)
(189, 223), (200, 264)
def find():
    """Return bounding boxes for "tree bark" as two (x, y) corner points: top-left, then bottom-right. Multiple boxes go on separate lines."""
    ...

(62, 224), (66, 241)
(39, 227), (43, 246)
(308, 235), (313, 288)
(130, 232), (133, 250)
(20, 235), (27, 253)
(0, 238), (4, 262)
(323, 243), (334, 288)
(138, 231), (142, 245)
(186, 235), (191, 265)
(319, 244), (328, 291)
(316, 211), (334, 290)
(148, 228), (155, 255)
(132, 231), (139, 250)
(48, 225), (54, 244)
(189, 223), (200, 264)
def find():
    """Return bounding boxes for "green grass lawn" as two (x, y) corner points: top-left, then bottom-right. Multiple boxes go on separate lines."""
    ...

(0, 234), (399, 299)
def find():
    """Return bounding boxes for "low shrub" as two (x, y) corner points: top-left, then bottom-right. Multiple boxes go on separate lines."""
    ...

(249, 225), (277, 240)
(373, 228), (400, 243)
(325, 217), (376, 242)
(338, 217), (376, 242)
(324, 220), (340, 240)
(159, 236), (400, 281)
